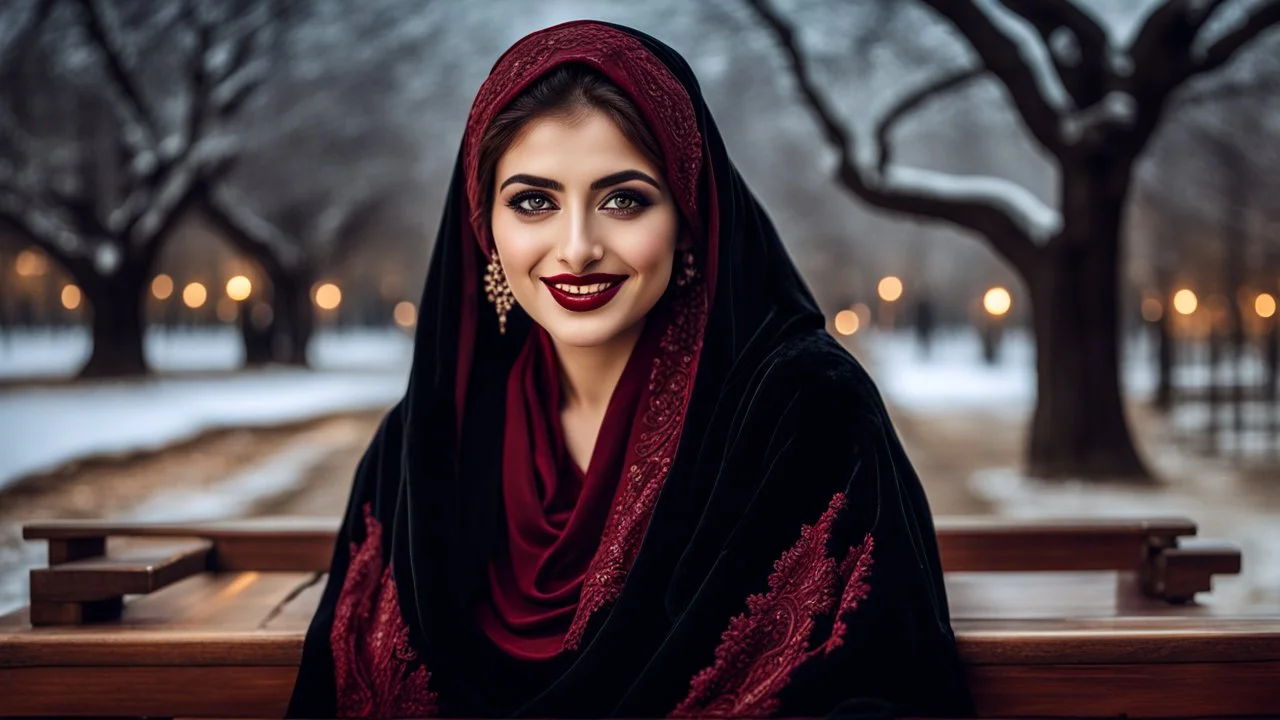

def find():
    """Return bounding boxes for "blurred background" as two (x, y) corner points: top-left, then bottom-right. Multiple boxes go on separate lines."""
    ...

(0, 0), (1277, 615)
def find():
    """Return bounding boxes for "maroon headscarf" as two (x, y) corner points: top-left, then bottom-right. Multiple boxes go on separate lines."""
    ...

(454, 21), (720, 658)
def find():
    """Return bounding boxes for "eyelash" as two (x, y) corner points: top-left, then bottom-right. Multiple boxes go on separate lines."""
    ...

(506, 189), (652, 217)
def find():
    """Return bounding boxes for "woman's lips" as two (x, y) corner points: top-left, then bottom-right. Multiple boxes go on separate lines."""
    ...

(540, 273), (628, 312)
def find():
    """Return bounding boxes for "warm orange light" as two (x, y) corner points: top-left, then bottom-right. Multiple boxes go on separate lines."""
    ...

(61, 284), (81, 310)
(1173, 289), (1198, 316)
(16, 249), (48, 277)
(314, 282), (342, 310)
(983, 287), (1012, 316)
(183, 282), (208, 309)
(834, 309), (861, 336)
(152, 274), (174, 300)
(1257, 293), (1277, 319)
(393, 301), (417, 328)
(225, 275), (252, 302)
(1141, 297), (1163, 322)
(877, 276), (903, 302)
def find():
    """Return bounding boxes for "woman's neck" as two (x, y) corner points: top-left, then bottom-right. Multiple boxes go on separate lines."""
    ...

(551, 319), (646, 414)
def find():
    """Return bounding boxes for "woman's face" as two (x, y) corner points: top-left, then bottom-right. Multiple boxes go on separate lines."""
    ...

(490, 108), (678, 349)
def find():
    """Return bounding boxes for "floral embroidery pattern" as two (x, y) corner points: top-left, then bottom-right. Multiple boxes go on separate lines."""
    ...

(670, 493), (875, 718)
(331, 502), (439, 718)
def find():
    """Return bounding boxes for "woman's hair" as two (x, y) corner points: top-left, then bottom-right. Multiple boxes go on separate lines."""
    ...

(476, 65), (665, 219)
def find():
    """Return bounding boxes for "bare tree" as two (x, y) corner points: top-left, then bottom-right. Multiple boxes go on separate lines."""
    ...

(0, 0), (277, 377)
(746, 0), (1280, 480)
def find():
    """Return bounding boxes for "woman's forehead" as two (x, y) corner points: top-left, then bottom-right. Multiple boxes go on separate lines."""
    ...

(497, 111), (663, 182)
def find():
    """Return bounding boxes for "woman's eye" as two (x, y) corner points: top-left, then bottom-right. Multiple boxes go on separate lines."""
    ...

(508, 193), (554, 215)
(603, 191), (649, 214)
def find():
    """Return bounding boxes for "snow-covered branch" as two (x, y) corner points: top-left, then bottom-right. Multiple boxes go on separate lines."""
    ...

(1192, 0), (1280, 75)
(744, 0), (1049, 276)
(996, 0), (1110, 107)
(73, 0), (158, 148)
(204, 183), (306, 271)
(914, 0), (1073, 153)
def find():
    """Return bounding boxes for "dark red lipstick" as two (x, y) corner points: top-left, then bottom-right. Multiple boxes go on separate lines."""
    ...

(540, 273), (628, 312)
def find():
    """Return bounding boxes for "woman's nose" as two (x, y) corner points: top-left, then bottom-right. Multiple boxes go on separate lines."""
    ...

(557, 210), (603, 273)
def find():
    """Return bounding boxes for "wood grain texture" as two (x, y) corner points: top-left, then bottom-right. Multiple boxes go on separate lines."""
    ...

(29, 540), (211, 603)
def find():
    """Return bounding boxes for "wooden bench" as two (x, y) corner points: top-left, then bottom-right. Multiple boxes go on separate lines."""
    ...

(1, 515), (1273, 718)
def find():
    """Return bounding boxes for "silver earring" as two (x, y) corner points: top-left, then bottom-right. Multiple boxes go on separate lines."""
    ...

(484, 251), (515, 334)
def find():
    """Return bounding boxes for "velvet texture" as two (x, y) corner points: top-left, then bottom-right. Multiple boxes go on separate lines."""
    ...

(288, 20), (973, 719)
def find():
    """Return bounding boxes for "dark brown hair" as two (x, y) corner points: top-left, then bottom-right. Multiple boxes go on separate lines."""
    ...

(475, 65), (665, 221)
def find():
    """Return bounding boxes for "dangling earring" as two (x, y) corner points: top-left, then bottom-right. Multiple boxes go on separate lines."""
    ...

(675, 248), (697, 288)
(484, 251), (515, 335)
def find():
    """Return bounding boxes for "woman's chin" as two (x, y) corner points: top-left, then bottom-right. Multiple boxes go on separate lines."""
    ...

(535, 309), (646, 350)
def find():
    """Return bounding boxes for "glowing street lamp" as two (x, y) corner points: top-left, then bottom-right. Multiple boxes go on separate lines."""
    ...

(61, 284), (82, 310)
(877, 276), (903, 302)
(183, 282), (208, 309)
(833, 309), (860, 336)
(394, 301), (417, 328)
(1255, 292), (1277, 319)
(983, 287), (1012, 317)
(1172, 289), (1198, 316)
(152, 274), (174, 300)
(226, 275), (253, 302)
(314, 282), (342, 311)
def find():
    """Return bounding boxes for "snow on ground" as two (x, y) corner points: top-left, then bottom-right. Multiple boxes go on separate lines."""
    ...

(0, 329), (412, 492)
(864, 327), (1280, 609)
(0, 326), (414, 379)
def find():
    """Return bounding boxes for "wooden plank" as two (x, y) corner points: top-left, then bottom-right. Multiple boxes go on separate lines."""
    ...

(24, 516), (1202, 575)
(934, 516), (1196, 572)
(28, 539), (212, 603)
(47, 537), (105, 566)
(968, 661), (1280, 717)
(0, 666), (297, 717)
(28, 598), (122, 626)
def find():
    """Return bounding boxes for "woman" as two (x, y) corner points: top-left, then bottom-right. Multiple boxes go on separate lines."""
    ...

(289, 20), (973, 719)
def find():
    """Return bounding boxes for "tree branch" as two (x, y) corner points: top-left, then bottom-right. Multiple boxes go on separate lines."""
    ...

(1193, 0), (1280, 76)
(876, 67), (985, 173)
(0, 0), (56, 69)
(200, 181), (304, 274)
(914, 0), (1071, 153)
(73, 0), (159, 142)
(996, 0), (1109, 107)
(744, 0), (1046, 277)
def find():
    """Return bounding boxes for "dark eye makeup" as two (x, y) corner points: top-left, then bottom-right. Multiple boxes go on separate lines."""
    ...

(505, 188), (654, 217)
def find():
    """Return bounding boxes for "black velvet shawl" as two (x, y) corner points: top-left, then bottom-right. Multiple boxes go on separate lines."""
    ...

(288, 21), (973, 720)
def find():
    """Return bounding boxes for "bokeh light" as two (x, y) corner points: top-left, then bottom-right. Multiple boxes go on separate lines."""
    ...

(1173, 289), (1198, 316)
(183, 282), (208, 309)
(877, 276), (903, 302)
(1141, 297), (1163, 322)
(226, 275), (253, 302)
(60, 284), (81, 310)
(983, 287), (1012, 316)
(833, 309), (860, 336)
(394, 301), (417, 328)
(152, 274), (174, 300)
(314, 282), (342, 310)
(1257, 293), (1277, 319)
(15, 250), (49, 278)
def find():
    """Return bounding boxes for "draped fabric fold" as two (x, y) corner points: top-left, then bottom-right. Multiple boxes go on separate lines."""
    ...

(288, 19), (973, 719)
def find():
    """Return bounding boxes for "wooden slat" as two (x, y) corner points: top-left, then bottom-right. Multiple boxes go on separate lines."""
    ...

(0, 666), (297, 717)
(934, 516), (1196, 572)
(28, 540), (212, 603)
(24, 515), (1204, 574)
(967, 660), (1280, 718)
(47, 537), (105, 566)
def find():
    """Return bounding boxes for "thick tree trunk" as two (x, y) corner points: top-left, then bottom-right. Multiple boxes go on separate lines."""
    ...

(270, 270), (314, 367)
(1027, 162), (1151, 480)
(78, 264), (149, 379)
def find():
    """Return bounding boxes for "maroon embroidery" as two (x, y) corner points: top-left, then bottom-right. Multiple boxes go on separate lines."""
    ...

(462, 21), (703, 250)
(564, 280), (708, 650)
(331, 502), (440, 718)
(670, 493), (875, 718)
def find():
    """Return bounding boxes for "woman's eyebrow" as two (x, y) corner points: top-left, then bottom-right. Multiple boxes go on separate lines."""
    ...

(591, 170), (661, 191)
(500, 174), (563, 191)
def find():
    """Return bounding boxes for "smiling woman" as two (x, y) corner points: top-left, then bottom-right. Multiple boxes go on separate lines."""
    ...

(288, 21), (973, 719)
